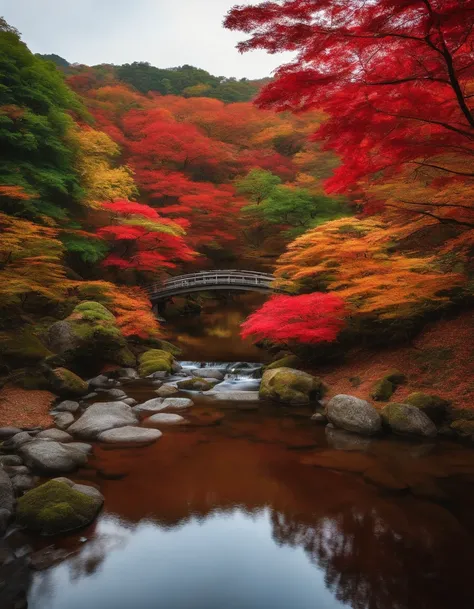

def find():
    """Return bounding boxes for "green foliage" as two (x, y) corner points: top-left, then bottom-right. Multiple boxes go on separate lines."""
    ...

(61, 234), (108, 264)
(17, 480), (100, 535)
(36, 53), (70, 68)
(0, 24), (86, 222)
(115, 62), (261, 102)
(236, 168), (282, 204)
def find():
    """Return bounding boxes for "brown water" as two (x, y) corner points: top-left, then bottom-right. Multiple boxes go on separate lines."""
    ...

(26, 382), (474, 609)
(162, 292), (268, 361)
(23, 300), (474, 609)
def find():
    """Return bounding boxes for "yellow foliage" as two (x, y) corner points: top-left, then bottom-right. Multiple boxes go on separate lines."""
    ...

(69, 127), (137, 207)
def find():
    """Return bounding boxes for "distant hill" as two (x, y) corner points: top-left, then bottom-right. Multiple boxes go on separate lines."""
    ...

(36, 53), (70, 68)
(36, 55), (270, 103)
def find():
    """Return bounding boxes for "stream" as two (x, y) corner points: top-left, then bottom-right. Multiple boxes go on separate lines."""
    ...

(19, 298), (474, 609)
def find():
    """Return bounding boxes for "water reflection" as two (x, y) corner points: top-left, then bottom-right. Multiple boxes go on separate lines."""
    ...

(164, 293), (268, 361)
(27, 411), (474, 609)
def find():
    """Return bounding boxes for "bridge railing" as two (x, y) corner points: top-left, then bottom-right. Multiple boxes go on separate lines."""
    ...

(145, 270), (276, 299)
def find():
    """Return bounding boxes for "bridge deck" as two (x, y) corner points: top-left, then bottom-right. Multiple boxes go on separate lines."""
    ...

(146, 270), (278, 301)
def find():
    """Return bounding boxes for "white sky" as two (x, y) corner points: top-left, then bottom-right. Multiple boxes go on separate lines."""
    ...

(1, 0), (293, 79)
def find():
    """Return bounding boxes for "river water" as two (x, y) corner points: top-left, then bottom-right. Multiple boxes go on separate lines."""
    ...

(23, 297), (474, 609)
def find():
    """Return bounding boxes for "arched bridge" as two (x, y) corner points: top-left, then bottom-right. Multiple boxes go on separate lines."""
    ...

(146, 270), (278, 302)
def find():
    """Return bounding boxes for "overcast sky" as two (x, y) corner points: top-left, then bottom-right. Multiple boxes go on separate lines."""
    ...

(1, 0), (292, 79)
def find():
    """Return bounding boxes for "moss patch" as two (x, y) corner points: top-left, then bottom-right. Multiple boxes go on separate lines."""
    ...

(177, 377), (217, 391)
(17, 480), (101, 535)
(49, 367), (88, 397)
(384, 370), (406, 386)
(260, 367), (328, 406)
(138, 349), (174, 377)
(405, 392), (450, 424)
(371, 378), (394, 401)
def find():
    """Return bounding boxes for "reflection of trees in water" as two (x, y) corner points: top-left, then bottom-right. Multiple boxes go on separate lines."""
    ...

(271, 499), (474, 609)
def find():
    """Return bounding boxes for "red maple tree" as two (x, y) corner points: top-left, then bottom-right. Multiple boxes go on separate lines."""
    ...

(241, 293), (347, 345)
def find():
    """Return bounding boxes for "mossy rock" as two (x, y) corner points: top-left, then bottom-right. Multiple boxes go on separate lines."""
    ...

(49, 367), (88, 397)
(138, 349), (174, 377)
(450, 420), (474, 438)
(384, 370), (406, 386)
(349, 376), (362, 388)
(260, 367), (328, 406)
(47, 302), (129, 373)
(177, 377), (217, 391)
(265, 355), (302, 371)
(114, 347), (136, 368)
(17, 480), (103, 536)
(371, 378), (394, 401)
(381, 403), (437, 438)
(0, 328), (52, 363)
(405, 392), (450, 425)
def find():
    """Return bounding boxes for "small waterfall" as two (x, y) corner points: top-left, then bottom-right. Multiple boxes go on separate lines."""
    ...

(177, 361), (263, 392)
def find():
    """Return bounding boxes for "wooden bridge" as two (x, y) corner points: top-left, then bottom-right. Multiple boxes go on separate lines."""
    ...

(146, 270), (278, 302)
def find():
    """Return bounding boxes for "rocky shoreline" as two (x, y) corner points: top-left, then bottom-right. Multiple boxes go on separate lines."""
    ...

(2, 356), (474, 607)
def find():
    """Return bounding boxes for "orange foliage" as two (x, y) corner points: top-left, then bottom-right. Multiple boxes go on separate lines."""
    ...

(276, 217), (466, 319)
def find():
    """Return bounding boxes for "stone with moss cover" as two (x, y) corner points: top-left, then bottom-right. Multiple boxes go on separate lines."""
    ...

(371, 378), (394, 401)
(450, 420), (474, 439)
(381, 403), (437, 437)
(17, 480), (103, 535)
(49, 367), (88, 397)
(177, 377), (217, 391)
(47, 301), (135, 370)
(260, 367), (327, 406)
(139, 349), (174, 377)
(405, 392), (450, 424)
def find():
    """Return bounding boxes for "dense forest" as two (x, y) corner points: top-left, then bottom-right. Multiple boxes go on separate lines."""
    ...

(1, 0), (474, 392)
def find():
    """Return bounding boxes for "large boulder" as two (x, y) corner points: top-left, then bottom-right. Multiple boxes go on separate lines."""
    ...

(405, 392), (450, 425)
(68, 401), (138, 440)
(133, 398), (165, 414)
(97, 426), (162, 445)
(48, 367), (89, 397)
(138, 349), (174, 377)
(3, 432), (34, 451)
(19, 440), (88, 474)
(47, 302), (135, 370)
(36, 429), (73, 443)
(161, 397), (193, 410)
(17, 480), (103, 536)
(381, 403), (437, 438)
(260, 367), (327, 406)
(326, 395), (382, 436)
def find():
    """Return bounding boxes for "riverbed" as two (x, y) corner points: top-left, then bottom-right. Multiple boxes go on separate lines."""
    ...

(17, 297), (474, 609)
(21, 372), (474, 609)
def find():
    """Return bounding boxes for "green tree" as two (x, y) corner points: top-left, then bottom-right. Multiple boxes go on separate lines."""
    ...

(0, 21), (86, 222)
(259, 185), (350, 237)
(235, 168), (281, 204)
